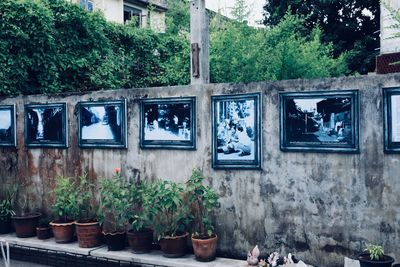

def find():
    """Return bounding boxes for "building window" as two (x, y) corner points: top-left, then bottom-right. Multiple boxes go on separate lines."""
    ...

(80, 0), (94, 12)
(124, 5), (142, 27)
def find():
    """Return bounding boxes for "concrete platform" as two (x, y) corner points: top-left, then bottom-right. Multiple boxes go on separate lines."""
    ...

(0, 233), (247, 267)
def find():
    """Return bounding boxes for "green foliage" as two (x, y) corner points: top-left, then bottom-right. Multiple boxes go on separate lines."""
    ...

(0, 187), (16, 221)
(263, 0), (379, 75)
(127, 180), (157, 232)
(52, 176), (80, 222)
(0, 0), (189, 96)
(365, 244), (384, 261)
(98, 171), (129, 233)
(75, 174), (97, 221)
(210, 14), (347, 83)
(231, 0), (250, 23)
(152, 180), (191, 240)
(186, 168), (219, 237)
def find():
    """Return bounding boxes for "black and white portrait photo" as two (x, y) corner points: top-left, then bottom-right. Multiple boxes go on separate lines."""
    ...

(212, 93), (261, 169)
(78, 100), (127, 148)
(384, 87), (400, 153)
(0, 105), (16, 147)
(280, 90), (359, 153)
(140, 97), (196, 149)
(25, 103), (68, 148)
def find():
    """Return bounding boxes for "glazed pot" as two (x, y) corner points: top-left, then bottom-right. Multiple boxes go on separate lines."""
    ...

(75, 220), (102, 248)
(36, 226), (52, 240)
(103, 231), (126, 251)
(191, 234), (218, 262)
(50, 220), (75, 243)
(12, 212), (41, 238)
(0, 218), (12, 234)
(358, 253), (395, 267)
(159, 232), (188, 258)
(127, 228), (153, 253)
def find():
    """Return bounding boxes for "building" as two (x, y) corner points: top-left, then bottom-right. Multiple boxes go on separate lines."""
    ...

(69, 0), (168, 33)
(377, 0), (400, 74)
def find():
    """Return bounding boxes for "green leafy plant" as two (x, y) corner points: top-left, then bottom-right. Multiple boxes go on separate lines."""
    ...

(152, 180), (191, 240)
(127, 180), (157, 232)
(75, 174), (97, 221)
(52, 176), (80, 222)
(186, 168), (220, 238)
(98, 169), (129, 233)
(0, 187), (16, 221)
(365, 244), (384, 261)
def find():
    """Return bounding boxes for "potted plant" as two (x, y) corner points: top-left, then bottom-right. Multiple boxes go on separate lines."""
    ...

(74, 174), (102, 248)
(36, 217), (52, 240)
(98, 168), (129, 251)
(152, 179), (191, 258)
(12, 192), (41, 238)
(186, 168), (220, 261)
(50, 176), (80, 243)
(0, 187), (16, 234)
(358, 244), (395, 267)
(126, 180), (156, 254)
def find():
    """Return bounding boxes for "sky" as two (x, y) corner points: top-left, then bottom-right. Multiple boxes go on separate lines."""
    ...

(205, 0), (265, 27)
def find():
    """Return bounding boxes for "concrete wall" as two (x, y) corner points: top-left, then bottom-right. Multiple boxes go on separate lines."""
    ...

(381, 0), (400, 54)
(1, 74), (400, 266)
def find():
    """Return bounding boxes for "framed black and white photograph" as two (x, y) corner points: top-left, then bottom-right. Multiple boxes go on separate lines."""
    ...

(25, 103), (68, 148)
(78, 100), (127, 148)
(280, 90), (359, 153)
(383, 87), (400, 153)
(212, 93), (262, 169)
(0, 105), (16, 147)
(140, 97), (196, 149)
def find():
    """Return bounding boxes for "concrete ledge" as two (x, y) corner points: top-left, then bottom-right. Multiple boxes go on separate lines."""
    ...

(0, 234), (247, 267)
(1, 233), (104, 256)
(91, 247), (246, 267)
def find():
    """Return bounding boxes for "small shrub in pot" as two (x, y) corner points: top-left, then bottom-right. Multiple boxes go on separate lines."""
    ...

(186, 168), (220, 261)
(358, 244), (395, 267)
(98, 168), (129, 251)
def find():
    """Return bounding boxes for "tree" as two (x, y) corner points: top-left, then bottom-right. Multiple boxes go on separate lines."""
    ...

(231, 0), (250, 23)
(263, 0), (380, 75)
(210, 14), (347, 83)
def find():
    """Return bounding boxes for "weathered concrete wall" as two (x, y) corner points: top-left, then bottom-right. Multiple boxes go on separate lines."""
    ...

(1, 74), (400, 266)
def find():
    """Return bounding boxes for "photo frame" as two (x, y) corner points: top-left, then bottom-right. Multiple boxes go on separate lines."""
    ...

(280, 90), (359, 153)
(212, 93), (262, 169)
(140, 97), (196, 149)
(0, 104), (16, 147)
(78, 100), (127, 149)
(25, 103), (68, 148)
(383, 87), (400, 153)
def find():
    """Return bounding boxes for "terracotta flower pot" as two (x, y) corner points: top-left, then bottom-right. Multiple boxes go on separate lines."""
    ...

(358, 253), (395, 267)
(0, 218), (12, 234)
(50, 220), (75, 243)
(159, 232), (188, 258)
(103, 231), (126, 251)
(36, 226), (52, 240)
(75, 220), (102, 248)
(127, 228), (153, 253)
(191, 234), (218, 262)
(12, 212), (41, 238)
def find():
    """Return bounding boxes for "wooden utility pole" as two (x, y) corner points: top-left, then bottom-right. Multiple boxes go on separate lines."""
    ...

(190, 0), (209, 85)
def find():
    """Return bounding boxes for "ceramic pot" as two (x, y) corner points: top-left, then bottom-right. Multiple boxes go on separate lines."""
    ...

(103, 231), (126, 251)
(36, 226), (52, 240)
(191, 234), (218, 261)
(358, 253), (394, 267)
(0, 218), (12, 234)
(12, 212), (41, 238)
(159, 232), (188, 258)
(50, 220), (75, 243)
(127, 228), (153, 253)
(75, 220), (102, 248)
